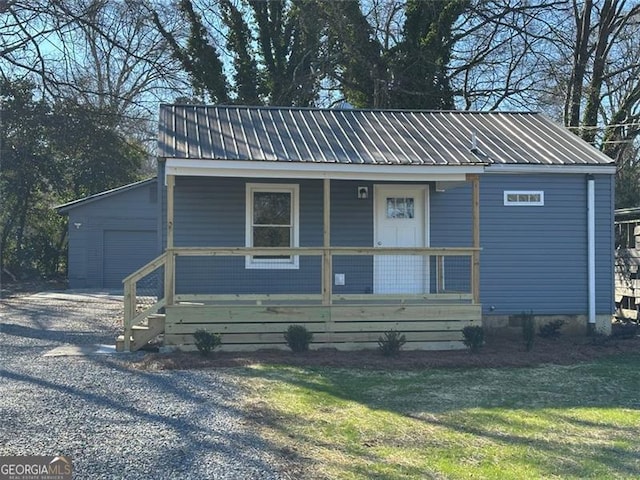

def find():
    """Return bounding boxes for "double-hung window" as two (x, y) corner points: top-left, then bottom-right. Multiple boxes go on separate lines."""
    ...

(245, 183), (299, 269)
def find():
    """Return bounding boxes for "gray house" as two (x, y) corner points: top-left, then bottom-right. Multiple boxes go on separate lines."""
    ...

(56, 178), (159, 289)
(83, 105), (614, 352)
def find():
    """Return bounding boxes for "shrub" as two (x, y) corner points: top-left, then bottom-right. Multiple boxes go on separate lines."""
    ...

(378, 330), (407, 356)
(461, 325), (484, 353)
(538, 319), (564, 338)
(521, 311), (535, 351)
(193, 329), (222, 356)
(284, 325), (313, 353)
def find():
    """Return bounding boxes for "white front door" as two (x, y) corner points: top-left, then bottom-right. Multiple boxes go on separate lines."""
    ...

(374, 185), (429, 294)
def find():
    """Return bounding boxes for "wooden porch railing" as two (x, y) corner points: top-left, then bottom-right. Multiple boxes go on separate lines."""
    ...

(164, 246), (481, 304)
(122, 246), (480, 351)
(122, 252), (168, 352)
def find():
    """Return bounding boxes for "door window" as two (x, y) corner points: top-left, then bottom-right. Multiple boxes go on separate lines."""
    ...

(386, 197), (415, 219)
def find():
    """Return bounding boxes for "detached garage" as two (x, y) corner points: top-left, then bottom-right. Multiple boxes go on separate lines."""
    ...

(56, 178), (159, 290)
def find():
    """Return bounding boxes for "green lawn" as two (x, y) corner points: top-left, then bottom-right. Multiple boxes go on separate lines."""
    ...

(239, 353), (640, 479)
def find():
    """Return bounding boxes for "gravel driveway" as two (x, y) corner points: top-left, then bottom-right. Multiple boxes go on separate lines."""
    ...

(0, 291), (287, 479)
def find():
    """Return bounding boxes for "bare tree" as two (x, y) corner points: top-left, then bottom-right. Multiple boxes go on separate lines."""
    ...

(65, 2), (187, 117)
(1, 1), (187, 131)
(447, 0), (640, 206)
(449, 0), (571, 111)
(1, 1), (78, 87)
(548, 0), (640, 206)
(564, 1), (640, 141)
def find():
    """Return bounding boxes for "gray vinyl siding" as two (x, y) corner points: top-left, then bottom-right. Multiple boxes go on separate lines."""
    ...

(331, 181), (374, 294)
(172, 177), (324, 294)
(431, 173), (614, 315)
(65, 182), (158, 289)
(171, 178), (380, 295)
(598, 174), (615, 313)
(103, 230), (157, 288)
(166, 172), (613, 315)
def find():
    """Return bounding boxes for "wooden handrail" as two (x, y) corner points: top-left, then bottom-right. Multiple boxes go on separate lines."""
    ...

(170, 246), (480, 256)
(122, 252), (168, 284)
(166, 245), (481, 307)
(122, 252), (167, 352)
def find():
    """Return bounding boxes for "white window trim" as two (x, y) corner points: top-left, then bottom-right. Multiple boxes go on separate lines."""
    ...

(245, 183), (299, 269)
(503, 190), (544, 206)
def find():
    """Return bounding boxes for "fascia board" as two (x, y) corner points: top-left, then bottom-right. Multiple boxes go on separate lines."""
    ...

(164, 158), (485, 183)
(486, 164), (616, 175)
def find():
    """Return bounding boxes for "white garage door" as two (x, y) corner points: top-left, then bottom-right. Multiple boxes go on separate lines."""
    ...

(103, 230), (157, 289)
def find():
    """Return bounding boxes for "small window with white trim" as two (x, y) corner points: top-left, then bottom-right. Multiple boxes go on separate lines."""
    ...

(246, 183), (299, 269)
(504, 190), (544, 206)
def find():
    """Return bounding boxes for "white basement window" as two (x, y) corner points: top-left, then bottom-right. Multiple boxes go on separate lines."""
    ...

(245, 183), (299, 269)
(504, 190), (544, 206)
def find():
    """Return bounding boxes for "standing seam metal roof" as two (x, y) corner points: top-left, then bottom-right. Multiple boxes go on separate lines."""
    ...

(158, 105), (614, 166)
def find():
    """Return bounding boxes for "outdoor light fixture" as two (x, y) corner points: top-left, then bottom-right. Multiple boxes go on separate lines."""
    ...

(357, 186), (369, 199)
(73, 222), (82, 229)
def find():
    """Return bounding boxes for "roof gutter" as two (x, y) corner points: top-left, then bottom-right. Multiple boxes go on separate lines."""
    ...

(485, 164), (616, 175)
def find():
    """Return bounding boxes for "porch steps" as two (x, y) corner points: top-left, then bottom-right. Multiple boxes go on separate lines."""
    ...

(116, 314), (166, 352)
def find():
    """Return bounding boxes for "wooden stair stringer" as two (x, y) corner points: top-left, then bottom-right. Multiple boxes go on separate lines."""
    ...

(116, 314), (165, 352)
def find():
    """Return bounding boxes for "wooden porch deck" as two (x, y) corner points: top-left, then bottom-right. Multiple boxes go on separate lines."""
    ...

(118, 246), (481, 352)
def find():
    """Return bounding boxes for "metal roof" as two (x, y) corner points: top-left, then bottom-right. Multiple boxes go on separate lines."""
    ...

(158, 105), (614, 167)
(55, 178), (156, 213)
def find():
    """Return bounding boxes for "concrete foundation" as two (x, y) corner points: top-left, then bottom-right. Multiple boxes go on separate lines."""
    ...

(483, 313), (612, 337)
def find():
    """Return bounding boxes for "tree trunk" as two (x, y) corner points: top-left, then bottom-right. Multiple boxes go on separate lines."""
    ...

(50, 225), (68, 277)
(581, 0), (616, 144)
(0, 209), (18, 274)
(14, 189), (31, 278)
(566, 0), (593, 128)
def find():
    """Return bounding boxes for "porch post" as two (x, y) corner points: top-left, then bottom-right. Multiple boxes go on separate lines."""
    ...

(469, 174), (481, 304)
(322, 178), (332, 306)
(164, 174), (175, 306)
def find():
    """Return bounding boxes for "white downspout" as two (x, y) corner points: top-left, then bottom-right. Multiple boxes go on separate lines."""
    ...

(587, 175), (596, 327)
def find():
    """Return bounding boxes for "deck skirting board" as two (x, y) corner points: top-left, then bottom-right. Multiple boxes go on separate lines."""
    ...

(164, 303), (481, 351)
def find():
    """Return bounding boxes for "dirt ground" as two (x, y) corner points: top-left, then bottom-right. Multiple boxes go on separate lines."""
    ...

(136, 331), (640, 371)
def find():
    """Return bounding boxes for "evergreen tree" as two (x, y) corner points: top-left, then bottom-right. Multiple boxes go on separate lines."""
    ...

(0, 78), (146, 280)
(151, 0), (230, 103)
(221, 0), (261, 105)
(387, 0), (468, 109)
(325, 0), (468, 109)
(323, 2), (383, 108)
